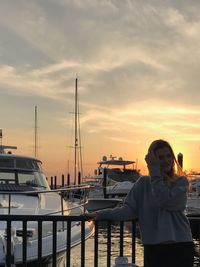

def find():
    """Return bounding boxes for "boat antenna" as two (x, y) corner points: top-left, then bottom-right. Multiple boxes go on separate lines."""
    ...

(135, 158), (138, 170)
(34, 105), (38, 158)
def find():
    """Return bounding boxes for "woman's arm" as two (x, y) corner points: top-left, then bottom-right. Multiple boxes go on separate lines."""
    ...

(87, 182), (139, 221)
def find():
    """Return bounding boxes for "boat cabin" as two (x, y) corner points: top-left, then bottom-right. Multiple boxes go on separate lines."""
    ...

(0, 146), (49, 190)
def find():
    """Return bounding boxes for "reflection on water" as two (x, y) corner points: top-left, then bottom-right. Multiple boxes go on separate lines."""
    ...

(70, 224), (144, 267)
(70, 224), (200, 267)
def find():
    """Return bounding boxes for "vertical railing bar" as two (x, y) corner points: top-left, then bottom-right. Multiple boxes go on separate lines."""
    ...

(132, 220), (136, 264)
(60, 195), (65, 230)
(22, 220), (27, 267)
(6, 219), (12, 267)
(81, 220), (85, 267)
(107, 221), (111, 267)
(198, 218), (200, 266)
(61, 194), (64, 215)
(38, 220), (42, 266)
(8, 194), (11, 215)
(52, 220), (57, 267)
(94, 221), (99, 267)
(119, 221), (124, 257)
(66, 221), (71, 267)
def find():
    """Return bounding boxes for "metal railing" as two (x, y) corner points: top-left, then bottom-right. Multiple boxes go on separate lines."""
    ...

(0, 215), (199, 267)
(0, 214), (92, 267)
(188, 216), (200, 267)
(0, 184), (91, 215)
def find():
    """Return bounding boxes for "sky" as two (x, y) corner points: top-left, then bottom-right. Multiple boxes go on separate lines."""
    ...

(1, 0), (200, 181)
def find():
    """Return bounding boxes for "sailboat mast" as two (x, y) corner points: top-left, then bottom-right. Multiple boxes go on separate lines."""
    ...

(74, 78), (78, 184)
(34, 105), (38, 158)
(0, 129), (2, 153)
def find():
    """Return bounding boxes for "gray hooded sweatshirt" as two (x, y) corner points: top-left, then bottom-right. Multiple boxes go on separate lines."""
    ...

(95, 164), (192, 245)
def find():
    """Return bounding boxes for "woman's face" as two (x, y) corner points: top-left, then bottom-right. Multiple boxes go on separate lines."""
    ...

(154, 146), (174, 173)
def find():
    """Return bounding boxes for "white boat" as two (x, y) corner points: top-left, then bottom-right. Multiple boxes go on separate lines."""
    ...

(186, 196), (200, 215)
(92, 155), (140, 197)
(106, 181), (135, 197)
(84, 156), (141, 212)
(184, 174), (200, 215)
(0, 145), (94, 266)
(95, 155), (140, 183)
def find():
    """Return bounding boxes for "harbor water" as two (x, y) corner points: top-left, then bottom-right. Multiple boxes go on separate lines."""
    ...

(70, 225), (144, 267)
(69, 224), (199, 267)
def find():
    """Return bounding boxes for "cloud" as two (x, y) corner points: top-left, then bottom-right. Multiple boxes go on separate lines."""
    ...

(2, 0), (200, 174)
(1, 1), (200, 131)
(106, 136), (139, 144)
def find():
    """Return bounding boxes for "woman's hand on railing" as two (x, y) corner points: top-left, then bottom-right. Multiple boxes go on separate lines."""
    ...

(82, 212), (97, 222)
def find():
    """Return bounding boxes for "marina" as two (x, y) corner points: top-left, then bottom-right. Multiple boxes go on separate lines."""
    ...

(1, 1), (200, 266)
(0, 141), (200, 266)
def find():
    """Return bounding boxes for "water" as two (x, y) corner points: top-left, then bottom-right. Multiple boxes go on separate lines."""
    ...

(70, 224), (144, 267)
(69, 225), (200, 267)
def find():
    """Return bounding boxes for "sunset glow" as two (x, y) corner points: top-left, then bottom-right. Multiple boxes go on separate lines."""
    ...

(1, 1), (200, 183)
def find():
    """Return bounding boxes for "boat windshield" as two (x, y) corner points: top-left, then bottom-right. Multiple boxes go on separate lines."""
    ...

(0, 170), (50, 189)
(0, 158), (42, 171)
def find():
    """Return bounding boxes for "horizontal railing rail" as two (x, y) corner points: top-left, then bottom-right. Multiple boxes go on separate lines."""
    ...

(0, 184), (92, 195)
(0, 184), (92, 215)
(0, 215), (199, 267)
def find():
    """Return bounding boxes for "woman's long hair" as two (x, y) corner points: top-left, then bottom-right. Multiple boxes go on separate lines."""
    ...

(148, 139), (184, 184)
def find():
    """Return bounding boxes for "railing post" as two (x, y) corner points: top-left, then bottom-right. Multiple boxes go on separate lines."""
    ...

(22, 220), (27, 266)
(66, 221), (71, 267)
(6, 219), (13, 267)
(8, 194), (11, 215)
(52, 220), (57, 267)
(107, 221), (111, 267)
(94, 222), (99, 267)
(198, 218), (200, 266)
(38, 220), (42, 267)
(132, 221), (136, 264)
(119, 221), (124, 257)
(81, 220), (85, 267)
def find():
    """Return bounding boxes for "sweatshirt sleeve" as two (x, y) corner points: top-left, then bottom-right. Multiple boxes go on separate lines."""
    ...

(149, 165), (188, 211)
(95, 182), (139, 221)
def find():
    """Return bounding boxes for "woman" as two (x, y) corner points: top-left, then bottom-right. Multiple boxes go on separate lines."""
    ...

(88, 139), (194, 267)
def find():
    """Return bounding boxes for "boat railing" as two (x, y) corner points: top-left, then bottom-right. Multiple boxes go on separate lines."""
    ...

(1, 215), (200, 267)
(0, 184), (93, 215)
